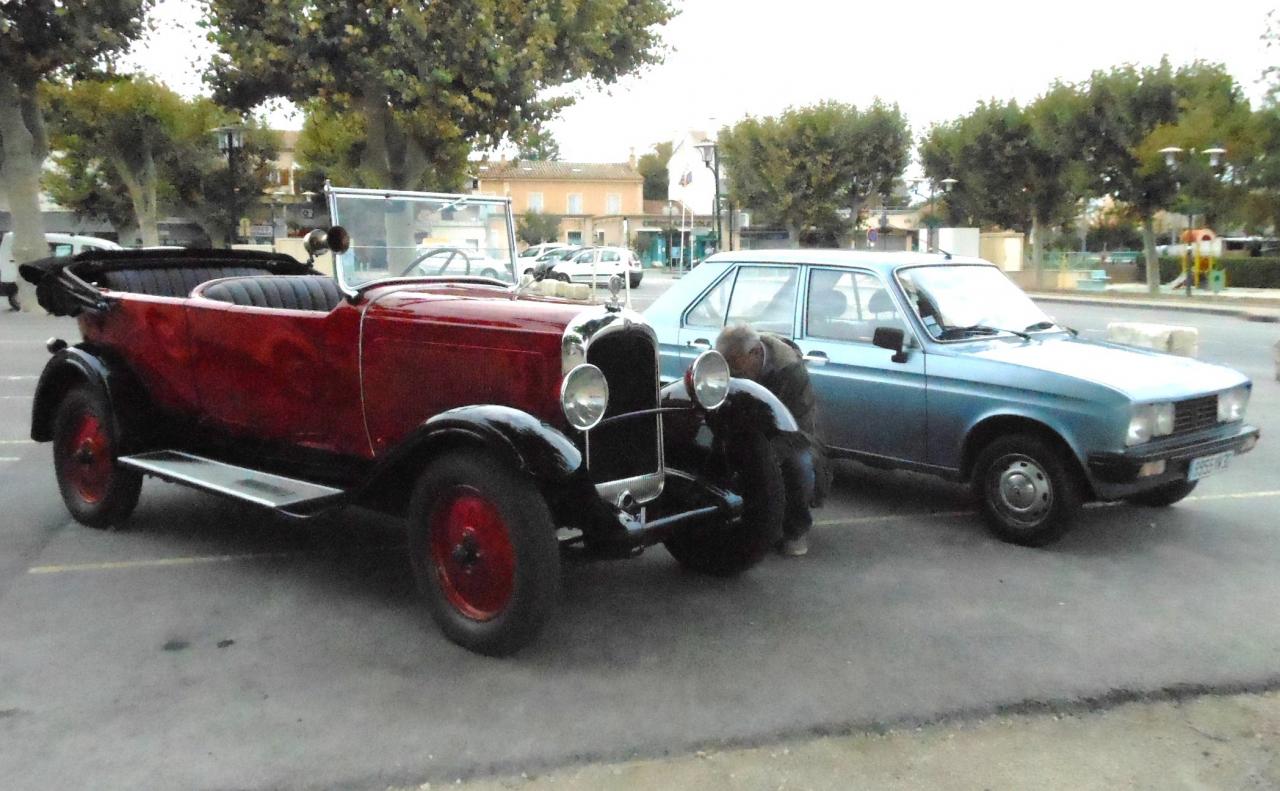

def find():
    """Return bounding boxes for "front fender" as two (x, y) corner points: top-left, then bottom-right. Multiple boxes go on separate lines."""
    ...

(360, 405), (583, 505)
(660, 377), (800, 460)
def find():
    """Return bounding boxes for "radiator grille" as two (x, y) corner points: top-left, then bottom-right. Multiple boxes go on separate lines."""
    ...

(1173, 395), (1218, 435)
(585, 329), (659, 483)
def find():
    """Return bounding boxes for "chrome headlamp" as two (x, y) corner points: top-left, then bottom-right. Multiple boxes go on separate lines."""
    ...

(1218, 386), (1249, 423)
(684, 350), (731, 410)
(560, 363), (609, 430)
(1126, 402), (1175, 446)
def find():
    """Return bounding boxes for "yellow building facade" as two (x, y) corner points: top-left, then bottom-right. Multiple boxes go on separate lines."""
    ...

(473, 160), (644, 247)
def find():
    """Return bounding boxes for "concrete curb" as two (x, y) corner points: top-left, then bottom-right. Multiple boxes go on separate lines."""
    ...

(1028, 293), (1280, 323)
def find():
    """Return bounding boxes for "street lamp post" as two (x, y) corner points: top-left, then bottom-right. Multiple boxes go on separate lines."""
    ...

(1160, 145), (1226, 298)
(694, 140), (722, 254)
(911, 177), (957, 252)
(213, 125), (247, 247)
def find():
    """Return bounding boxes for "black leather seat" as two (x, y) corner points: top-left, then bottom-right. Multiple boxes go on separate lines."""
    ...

(99, 266), (271, 297)
(200, 276), (345, 312)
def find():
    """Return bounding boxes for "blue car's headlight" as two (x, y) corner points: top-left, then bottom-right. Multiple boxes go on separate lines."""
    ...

(1218, 386), (1249, 423)
(1127, 403), (1175, 446)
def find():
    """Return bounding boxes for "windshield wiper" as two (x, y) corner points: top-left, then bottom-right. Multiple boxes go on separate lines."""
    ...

(1024, 320), (1078, 337)
(941, 324), (1032, 341)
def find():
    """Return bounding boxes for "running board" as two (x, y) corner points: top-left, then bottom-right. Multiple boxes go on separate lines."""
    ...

(119, 450), (345, 514)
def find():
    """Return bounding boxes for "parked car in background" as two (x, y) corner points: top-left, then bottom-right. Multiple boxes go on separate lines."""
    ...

(551, 246), (643, 288)
(519, 241), (570, 260)
(645, 250), (1260, 547)
(22, 187), (800, 656)
(1, 232), (122, 310)
(408, 245), (510, 280)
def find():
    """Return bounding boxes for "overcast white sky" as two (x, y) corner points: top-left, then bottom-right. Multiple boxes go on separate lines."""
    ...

(126, 0), (1278, 167)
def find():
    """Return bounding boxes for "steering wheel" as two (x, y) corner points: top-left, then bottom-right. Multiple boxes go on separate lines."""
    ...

(399, 247), (473, 277)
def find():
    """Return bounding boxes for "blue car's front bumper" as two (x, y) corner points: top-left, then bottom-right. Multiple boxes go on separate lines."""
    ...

(1086, 423), (1260, 499)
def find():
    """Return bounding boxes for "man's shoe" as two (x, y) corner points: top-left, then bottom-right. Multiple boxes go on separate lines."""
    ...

(779, 535), (808, 557)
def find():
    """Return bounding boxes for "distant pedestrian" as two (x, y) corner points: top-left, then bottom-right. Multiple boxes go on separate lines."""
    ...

(716, 323), (830, 556)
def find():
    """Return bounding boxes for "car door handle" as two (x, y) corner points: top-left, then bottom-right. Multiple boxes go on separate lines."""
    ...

(688, 338), (711, 350)
(803, 350), (828, 366)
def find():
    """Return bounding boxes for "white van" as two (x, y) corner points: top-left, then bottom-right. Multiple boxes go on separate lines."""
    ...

(1, 232), (122, 309)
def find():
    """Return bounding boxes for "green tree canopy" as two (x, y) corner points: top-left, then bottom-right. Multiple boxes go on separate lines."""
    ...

(637, 141), (672, 201)
(45, 77), (277, 247)
(517, 210), (561, 246)
(719, 101), (910, 246)
(206, 0), (675, 192)
(0, 0), (152, 307)
(517, 127), (561, 162)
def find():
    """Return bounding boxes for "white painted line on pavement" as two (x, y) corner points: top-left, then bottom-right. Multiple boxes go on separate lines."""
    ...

(0, 439), (34, 444)
(1187, 489), (1280, 502)
(28, 551), (296, 575)
(0, 376), (36, 381)
(0, 395), (33, 400)
(1, 457), (19, 462)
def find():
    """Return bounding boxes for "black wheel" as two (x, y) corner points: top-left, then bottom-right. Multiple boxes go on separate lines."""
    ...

(407, 449), (560, 656)
(52, 386), (142, 528)
(554, 272), (571, 283)
(1125, 480), (1197, 507)
(480, 267), (500, 280)
(628, 274), (642, 288)
(7, 293), (18, 311)
(972, 433), (1081, 547)
(665, 432), (785, 576)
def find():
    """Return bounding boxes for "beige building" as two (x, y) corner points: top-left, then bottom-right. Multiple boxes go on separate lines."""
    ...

(472, 159), (644, 247)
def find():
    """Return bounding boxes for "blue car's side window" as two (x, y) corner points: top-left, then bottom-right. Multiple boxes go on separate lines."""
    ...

(724, 266), (799, 336)
(805, 268), (903, 344)
(683, 270), (737, 329)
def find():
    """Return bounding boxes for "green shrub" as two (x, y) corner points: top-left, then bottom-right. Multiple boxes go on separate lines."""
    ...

(1139, 256), (1280, 289)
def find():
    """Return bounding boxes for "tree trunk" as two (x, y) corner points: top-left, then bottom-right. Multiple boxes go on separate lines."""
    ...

(0, 75), (48, 312)
(1141, 213), (1160, 295)
(1030, 216), (1046, 291)
(115, 150), (161, 248)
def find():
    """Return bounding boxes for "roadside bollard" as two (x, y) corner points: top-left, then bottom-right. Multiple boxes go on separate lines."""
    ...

(1106, 322), (1199, 358)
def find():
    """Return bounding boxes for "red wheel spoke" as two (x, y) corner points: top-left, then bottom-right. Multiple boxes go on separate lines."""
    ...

(429, 488), (516, 621)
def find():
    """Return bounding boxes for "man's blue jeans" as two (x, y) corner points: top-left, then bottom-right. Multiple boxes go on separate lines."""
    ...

(777, 444), (816, 539)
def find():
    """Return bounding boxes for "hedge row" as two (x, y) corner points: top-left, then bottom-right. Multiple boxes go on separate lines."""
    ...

(1136, 257), (1280, 289)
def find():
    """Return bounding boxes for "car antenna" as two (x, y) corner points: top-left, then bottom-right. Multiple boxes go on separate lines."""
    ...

(935, 248), (953, 260)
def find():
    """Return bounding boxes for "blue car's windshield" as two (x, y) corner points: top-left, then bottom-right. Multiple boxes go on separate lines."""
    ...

(896, 264), (1054, 340)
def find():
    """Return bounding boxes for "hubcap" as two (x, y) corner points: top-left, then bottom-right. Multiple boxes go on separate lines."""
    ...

(991, 454), (1052, 524)
(59, 413), (112, 505)
(429, 488), (516, 621)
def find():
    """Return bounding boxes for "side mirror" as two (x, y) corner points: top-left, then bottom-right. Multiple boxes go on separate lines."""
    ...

(873, 326), (909, 363)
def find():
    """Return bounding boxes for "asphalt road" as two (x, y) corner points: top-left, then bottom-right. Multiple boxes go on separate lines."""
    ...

(1, 291), (1278, 790)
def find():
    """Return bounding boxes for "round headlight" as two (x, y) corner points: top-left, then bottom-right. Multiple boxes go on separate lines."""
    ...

(1218, 386), (1249, 423)
(1126, 405), (1155, 446)
(685, 350), (731, 410)
(561, 363), (609, 430)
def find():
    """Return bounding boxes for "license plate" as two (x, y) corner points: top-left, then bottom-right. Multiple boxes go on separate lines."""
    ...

(1188, 451), (1233, 481)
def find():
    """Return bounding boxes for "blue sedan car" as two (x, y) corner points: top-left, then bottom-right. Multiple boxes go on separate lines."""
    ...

(645, 250), (1260, 546)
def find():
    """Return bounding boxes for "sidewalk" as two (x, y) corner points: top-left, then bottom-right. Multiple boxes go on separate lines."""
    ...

(1027, 283), (1280, 323)
(430, 689), (1280, 790)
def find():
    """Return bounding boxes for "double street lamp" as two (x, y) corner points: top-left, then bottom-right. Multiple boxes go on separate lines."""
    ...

(694, 139), (726, 253)
(911, 177), (957, 252)
(1159, 145), (1226, 297)
(212, 125), (247, 246)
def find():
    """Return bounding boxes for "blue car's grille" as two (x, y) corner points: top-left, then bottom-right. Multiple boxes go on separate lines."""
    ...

(1174, 395), (1218, 435)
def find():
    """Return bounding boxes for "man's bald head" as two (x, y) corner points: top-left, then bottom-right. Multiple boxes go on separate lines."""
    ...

(716, 323), (765, 380)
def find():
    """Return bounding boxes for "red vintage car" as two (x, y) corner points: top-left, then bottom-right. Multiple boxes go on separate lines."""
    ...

(22, 186), (801, 655)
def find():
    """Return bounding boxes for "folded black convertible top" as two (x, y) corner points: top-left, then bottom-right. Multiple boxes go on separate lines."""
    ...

(18, 247), (312, 286)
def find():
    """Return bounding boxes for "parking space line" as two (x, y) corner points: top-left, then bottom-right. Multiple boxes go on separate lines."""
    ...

(815, 490), (1280, 529)
(0, 439), (34, 444)
(28, 552), (296, 575)
(1, 376), (36, 381)
(1, 457), (18, 462)
(0, 395), (33, 400)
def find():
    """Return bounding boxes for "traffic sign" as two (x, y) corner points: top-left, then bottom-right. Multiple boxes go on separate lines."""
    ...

(867, 228), (878, 244)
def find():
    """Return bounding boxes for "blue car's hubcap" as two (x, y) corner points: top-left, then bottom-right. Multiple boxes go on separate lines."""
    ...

(993, 455), (1052, 522)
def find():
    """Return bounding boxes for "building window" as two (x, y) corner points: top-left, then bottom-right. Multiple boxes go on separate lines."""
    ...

(528, 192), (543, 212)
(594, 230), (605, 245)
(606, 193), (621, 214)
(567, 193), (583, 214)
(567, 230), (583, 244)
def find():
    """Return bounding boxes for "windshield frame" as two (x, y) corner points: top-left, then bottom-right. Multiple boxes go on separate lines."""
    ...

(892, 262), (1058, 344)
(324, 184), (518, 296)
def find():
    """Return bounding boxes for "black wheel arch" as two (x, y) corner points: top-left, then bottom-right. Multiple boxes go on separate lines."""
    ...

(31, 344), (150, 450)
(355, 405), (584, 515)
(960, 414), (1093, 497)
